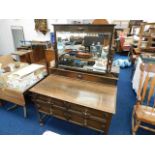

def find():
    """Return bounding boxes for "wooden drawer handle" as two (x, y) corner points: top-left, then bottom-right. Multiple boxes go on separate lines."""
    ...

(77, 27), (84, 31)
(77, 74), (83, 79)
(47, 100), (51, 104)
(63, 102), (71, 109)
(64, 112), (71, 120)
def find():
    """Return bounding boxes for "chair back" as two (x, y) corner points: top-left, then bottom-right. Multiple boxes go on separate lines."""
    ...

(137, 63), (155, 107)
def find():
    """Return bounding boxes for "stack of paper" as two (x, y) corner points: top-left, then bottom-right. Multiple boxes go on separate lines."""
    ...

(7, 64), (47, 91)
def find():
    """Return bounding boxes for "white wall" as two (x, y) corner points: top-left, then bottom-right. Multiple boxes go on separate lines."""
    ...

(0, 20), (16, 55)
(0, 19), (68, 55)
(1, 19), (153, 55)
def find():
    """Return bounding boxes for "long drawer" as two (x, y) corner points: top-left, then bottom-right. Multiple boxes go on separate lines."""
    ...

(32, 93), (112, 133)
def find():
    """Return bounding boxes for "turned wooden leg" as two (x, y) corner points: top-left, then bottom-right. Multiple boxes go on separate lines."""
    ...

(132, 107), (136, 135)
(0, 99), (4, 107)
(37, 110), (44, 126)
(39, 119), (44, 126)
(23, 106), (27, 118)
(132, 121), (141, 134)
(38, 113), (47, 126)
(0, 102), (2, 107)
(132, 107), (140, 135)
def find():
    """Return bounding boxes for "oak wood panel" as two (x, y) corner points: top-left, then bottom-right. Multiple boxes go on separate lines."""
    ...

(30, 75), (117, 114)
(53, 24), (115, 33)
(0, 88), (25, 105)
(50, 68), (118, 85)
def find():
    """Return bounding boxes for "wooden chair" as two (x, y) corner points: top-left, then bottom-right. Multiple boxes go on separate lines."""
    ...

(132, 63), (155, 134)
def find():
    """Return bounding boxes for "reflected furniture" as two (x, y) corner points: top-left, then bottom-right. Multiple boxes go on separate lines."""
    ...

(133, 23), (155, 55)
(53, 24), (118, 76)
(128, 20), (143, 35)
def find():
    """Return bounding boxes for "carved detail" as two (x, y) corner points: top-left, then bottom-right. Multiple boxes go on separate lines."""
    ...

(34, 19), (48, 35)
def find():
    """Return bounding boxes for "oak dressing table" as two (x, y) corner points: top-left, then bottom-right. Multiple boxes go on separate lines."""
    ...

(30, 24), (118, 134)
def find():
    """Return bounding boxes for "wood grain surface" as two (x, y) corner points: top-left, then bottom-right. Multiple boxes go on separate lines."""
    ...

(30, 75), (117, 114)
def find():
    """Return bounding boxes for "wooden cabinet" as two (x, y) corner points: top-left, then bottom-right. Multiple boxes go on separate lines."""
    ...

(44, 48), (55, 73)
(30, 75), (116, 134)
(11, 50), (33, 63)
(16, 41), (51, 64)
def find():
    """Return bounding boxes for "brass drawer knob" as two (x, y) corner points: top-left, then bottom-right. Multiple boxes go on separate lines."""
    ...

(64, 112), (71, 120)
(77, 74), (83, 79)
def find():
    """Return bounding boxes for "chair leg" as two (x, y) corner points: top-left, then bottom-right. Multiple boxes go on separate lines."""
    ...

(132, 107), (140, 135)
(132, 107), (136, 134)
(23, 106), (27, 118)
(132, 131), (136, 135)
(0, 101), (3, 107)
(133, 121), (141, 134)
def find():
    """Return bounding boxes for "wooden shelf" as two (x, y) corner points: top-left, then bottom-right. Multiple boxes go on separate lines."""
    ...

(137, 23), (155, 53)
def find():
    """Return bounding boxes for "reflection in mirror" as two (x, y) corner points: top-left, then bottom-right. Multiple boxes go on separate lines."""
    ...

(56, 32), (111, 73)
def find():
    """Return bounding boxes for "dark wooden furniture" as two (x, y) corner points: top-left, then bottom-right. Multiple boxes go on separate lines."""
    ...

(11, 50), (33, 64)
(30, 74), (117, 134)
(44, 48), (55, 74)
(31, 41), (50, 63)
(132, 63), (155, 134)
(30, 24), (118, 134)
(17, 41), (51, 64)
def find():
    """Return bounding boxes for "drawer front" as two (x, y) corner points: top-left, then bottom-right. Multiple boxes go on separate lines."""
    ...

(70, 104), (84, 113)
(86, 112), (108, 131)
(88, 108), (108, 118)
(32, 93), (112, 133)
(32, 94), (51, 103)
(50, 68), (118, 85)
(87, 119), (105, 131)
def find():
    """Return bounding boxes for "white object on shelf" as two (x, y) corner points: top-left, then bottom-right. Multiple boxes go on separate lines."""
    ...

(93, 60), (107, 71)
(6, 64), (47, 91)
(8, 64), (44, 79)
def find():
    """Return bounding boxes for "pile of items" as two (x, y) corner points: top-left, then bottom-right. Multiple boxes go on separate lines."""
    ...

(7, 64), (47, 91)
